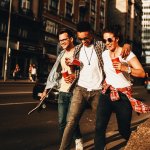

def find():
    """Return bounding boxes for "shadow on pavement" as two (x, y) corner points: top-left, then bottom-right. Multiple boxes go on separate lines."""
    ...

(82, 117), (149, 150)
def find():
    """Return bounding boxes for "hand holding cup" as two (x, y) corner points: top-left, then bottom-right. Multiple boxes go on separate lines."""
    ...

(61, 70), (69, 78)
(65, 57), (73, 66)
(65, 57), (80, 66)
(111, 57), (121, 74)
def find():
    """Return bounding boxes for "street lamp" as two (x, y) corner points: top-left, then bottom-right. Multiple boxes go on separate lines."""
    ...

(4, 0), (12, 81)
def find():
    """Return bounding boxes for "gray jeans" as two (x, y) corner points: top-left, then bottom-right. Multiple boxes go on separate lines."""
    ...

(59, 85), (101, 150)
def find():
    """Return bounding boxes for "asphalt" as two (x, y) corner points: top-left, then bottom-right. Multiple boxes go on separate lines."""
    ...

(0, 79), (148, 150)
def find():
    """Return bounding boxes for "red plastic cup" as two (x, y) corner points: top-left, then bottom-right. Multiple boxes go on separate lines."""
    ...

(111, 57), (121, 74)
(61, 71), (69, 78)
(72, 59), (80, 66)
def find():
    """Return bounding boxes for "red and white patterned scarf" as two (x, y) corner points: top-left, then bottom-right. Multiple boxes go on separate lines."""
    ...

(102, 81), (150, 113)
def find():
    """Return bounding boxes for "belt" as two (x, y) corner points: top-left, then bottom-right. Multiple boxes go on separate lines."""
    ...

(76, 85), (101, 92)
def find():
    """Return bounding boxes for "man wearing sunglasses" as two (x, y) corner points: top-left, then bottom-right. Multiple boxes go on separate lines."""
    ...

(40, 28), (83, 150)
(59, 22), (131, 150)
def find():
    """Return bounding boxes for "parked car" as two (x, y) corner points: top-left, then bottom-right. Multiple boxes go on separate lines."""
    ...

(32, 74), (59, 103)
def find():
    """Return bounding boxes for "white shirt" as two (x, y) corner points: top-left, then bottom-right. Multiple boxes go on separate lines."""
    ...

(78, 45), (103, 91)
(59, 50), (74, 92)
(31, 68), (36, 75)
(102, 50), (135, 88)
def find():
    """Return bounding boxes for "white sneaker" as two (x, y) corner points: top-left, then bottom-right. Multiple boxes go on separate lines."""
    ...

(75, 138), (83, 150)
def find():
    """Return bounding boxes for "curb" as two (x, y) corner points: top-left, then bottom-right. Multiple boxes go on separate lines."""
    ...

(0, 80), (36, 84)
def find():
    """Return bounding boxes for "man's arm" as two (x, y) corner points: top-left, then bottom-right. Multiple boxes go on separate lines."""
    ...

(40, 51), (64, 100)
(121, 43), (131, 58)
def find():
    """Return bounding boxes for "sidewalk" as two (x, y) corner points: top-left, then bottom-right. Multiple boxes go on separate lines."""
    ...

(78, 113), (150, 150)
(0, 79), (143, 87)
(0, 79), (36, 84)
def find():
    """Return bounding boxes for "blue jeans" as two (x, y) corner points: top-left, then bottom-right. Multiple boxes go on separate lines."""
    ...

(59, 86), (101, 150)
(94, 91), (132, 150)
(58, 92), (82, 142)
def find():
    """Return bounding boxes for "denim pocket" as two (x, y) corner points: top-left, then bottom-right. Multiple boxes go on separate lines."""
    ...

(58, 92), (72, 104)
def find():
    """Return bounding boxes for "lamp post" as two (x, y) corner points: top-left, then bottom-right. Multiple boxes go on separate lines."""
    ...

(4, 0), (12, 81)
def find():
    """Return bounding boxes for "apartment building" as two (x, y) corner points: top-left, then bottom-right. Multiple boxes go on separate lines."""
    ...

(0, 0), (42, 79)
(106, 0), (142, 60)
(0, 0), (106, 79)
(0, 0), (143, 79)
(142, 0), (150, 65)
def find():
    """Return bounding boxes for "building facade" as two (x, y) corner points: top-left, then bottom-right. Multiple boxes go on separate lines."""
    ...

(0, 0), (143, 80)
(0, 0), (106, 79)
(0, 0), (42, 79)
(106, 0), (142, 60)
(142, 0), (150, 65)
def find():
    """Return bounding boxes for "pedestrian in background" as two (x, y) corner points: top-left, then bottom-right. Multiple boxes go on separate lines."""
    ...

(31, 64), (37, 82)
(28, 64), (33, 82)
(13, 64), (21, 80)
(40, 28), (83, 150)
(94, 25), (150, 150)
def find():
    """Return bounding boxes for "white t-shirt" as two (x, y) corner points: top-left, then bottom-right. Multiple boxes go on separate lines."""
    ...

(59, 50), (74, 92)
(31, 68), (36, 75)
(77, 45), (103, 91)
(102, 50), (135, 88)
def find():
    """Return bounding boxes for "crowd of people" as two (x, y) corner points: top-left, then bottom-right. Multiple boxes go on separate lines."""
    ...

(38, 21), (150, 150)
(13, 63), (37, 82)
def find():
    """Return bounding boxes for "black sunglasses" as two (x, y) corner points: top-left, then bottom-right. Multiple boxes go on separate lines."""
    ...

(102, 38), (113, 44)
(78, 37), (89, 41)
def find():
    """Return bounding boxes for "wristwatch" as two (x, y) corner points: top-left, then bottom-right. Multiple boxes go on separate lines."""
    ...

(128, 66), (132, 74)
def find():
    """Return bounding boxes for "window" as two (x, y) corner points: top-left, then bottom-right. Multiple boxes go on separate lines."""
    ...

(0, 0), (9, 9)
(0, 22), (7, 34)
(91, 0), (96, 16)
(65, 2), (73, 20)
(18, 28), (28, 39)
(90, 17), (95, 30)
(45, 20), (58, 35)
(49, 0), (59, 14)
(20, 0), (31, 14)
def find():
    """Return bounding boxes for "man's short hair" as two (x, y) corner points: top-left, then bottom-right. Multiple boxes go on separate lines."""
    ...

(58, 28), (74, 38)
(76, 21), (91, 32)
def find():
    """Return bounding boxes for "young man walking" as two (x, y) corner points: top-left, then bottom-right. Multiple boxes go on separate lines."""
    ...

(40, 28), (83, 150)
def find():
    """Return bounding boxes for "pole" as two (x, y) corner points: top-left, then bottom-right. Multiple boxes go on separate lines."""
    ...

(4, 0), (12, 81)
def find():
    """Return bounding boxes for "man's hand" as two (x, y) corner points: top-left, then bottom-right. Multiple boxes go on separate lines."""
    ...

(65, 58), (80, 67)
(112, 62), (127, 72)
(64, 74), (75, 84)
(40, 90), (47, 100)
(121, 44), (131, 58)
(65, 58), (73, 66)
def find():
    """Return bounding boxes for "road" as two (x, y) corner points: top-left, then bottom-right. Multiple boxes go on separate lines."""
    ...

(0, 83), (96, 150)
(0, 83), (150, 150)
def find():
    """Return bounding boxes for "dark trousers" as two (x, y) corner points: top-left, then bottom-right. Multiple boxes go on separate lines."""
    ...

(58, 92), (82, 143)
(94, 92), (132, 150)
(31, 74), (36, 81)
